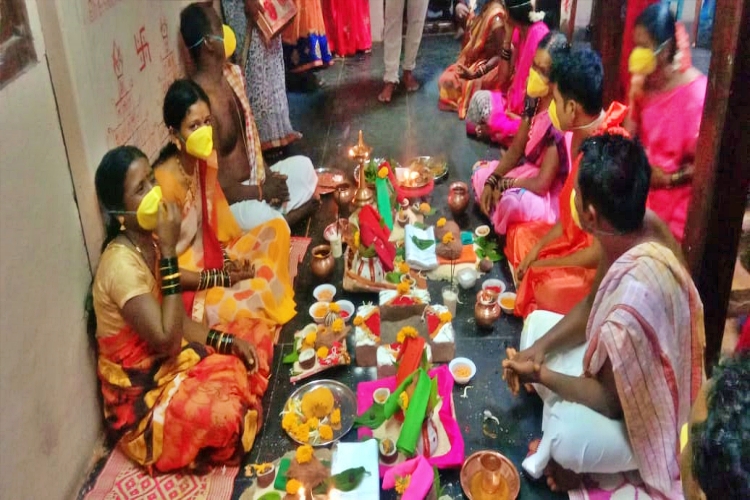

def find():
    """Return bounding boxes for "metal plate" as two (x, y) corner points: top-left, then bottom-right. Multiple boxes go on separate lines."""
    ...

(460, 450), (521, 500)
(407, 156), (448, 181)
(315, 167), (347, 194)
(282, 379), (357, 447)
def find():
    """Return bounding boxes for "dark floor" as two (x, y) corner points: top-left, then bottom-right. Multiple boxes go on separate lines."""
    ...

(235, 35), (564, 500)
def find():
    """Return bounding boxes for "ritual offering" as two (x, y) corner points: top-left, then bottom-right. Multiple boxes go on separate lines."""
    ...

(460, 450), (520, 500)
(449, 357), (476, 385)
(499, 292), (517, 315)
(475, 290), (501, 329)
(406, 156), (448, 182)
(285, 323), (351, 383)
(481, 279), (506, 298)
(313, 284), (336, 302)
(281, 380), (356, 446)
(315, 167), (347, 195)
(310, 245), (335, 279)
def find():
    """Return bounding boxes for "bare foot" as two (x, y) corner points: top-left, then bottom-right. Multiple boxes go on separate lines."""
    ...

(543, 461), (583, 492)
(403, 70), (420, 92)
(378, 82), (396, 103)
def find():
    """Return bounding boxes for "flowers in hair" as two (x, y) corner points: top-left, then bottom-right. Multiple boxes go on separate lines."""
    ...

(529, 10), (546, 23)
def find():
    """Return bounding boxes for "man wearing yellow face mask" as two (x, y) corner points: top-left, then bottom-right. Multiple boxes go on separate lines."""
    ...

(180, 3), (319, 231)
(508, 48), (628, 319)
(503, 134), (705, 498)
(623, 4), (707, 243)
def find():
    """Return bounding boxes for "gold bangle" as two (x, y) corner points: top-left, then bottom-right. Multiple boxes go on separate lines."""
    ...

(162, 272), (181, 281)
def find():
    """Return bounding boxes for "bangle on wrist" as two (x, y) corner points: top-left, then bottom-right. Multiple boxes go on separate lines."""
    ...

(207, 329), (221, 349)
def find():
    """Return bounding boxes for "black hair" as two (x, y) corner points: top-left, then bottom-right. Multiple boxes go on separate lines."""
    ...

(636, 3), (677, 61)
(163, 78), (211, 132)
(550, 47), (603, 116)
(537, 30), (570, 60)
(180, 2), (212, 61)
(577, 133), (651, 233)
(693, 352), (750, 499)
(506, 0), (558, 29)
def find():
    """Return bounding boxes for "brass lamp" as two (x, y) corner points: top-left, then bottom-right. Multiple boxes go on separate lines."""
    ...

(349, 130), (374, 208)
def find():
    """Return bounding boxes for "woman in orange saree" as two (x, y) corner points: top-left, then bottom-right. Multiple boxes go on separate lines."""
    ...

(437, 0), (508, 119)
(92, 146), (264, 473)
(154, 80), (295, 354)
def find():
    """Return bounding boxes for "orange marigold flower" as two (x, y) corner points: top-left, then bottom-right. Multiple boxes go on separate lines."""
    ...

(296, 444), (314, 464)
(331, 318), (344, 333)
(328, 302), (341, 313)
(442, 232), (454, 244)
(377, 166), (389, 179)
(353, 316), (364, 326)
(395, 475), (411, 494)
(398, 262), (410, 274)
(436, 217), (447, 228)
(396, 326), (419, 344)
(396, 281), (411, 295)
(317, 346), (329, 359)
(319, 424), (334, 441)
(330, 408), (341, 426)
(419, 202), (431, 214)
(439, 311), (453, 323)
(286, 478), (302, 494)
(303, 331), (317, 347)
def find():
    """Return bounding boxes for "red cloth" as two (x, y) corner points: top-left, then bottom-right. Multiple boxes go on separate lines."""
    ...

(359, 204), (396, 271)
(737, 319), (750, 353)
(320, 0), (372, 57)
(507, 103), (629, 317)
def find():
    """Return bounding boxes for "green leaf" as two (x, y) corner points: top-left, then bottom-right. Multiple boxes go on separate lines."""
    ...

(385, 272), (402, 284)
(282, 349), (299, 364)
(396, 246), (406, 259)
(257, 493), (281, 500)
(411, 235), (435, 250)
(487, 250), (503, 262)
(413, 222), (427, 230)
(313, 467), (369, 494)
(427, 208), (437, 216)
(476, 248), (485, 259)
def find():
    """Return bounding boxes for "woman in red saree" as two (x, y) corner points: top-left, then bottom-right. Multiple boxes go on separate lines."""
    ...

(437, 0), (508, 119)
(92, 146), (265, 472)
(625, 4), (707, 242)
(320, 0), (372, 57)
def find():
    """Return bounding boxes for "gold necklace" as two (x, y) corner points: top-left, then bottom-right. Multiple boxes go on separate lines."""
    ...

(122, 232), (159, 275)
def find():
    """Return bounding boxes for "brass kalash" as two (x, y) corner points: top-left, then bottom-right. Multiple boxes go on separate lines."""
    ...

(349, 130), (374, 207)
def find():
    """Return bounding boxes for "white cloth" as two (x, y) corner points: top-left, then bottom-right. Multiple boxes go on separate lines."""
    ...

(519, 311), (638, 479)
(404, 224), (438, 270)
(331, 440), (380, 500)
(383, 0), (430, 82)
(230, 155), (317, 231)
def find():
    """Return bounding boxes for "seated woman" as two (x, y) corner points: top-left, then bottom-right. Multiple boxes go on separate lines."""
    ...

(438, 0), (509, 119)
(625, 4), (707, 242)
(464, 0), (551, 146)
(91, 146), (264, 472)
(472, 31), (570, 236)
(154, 79), (296, 340)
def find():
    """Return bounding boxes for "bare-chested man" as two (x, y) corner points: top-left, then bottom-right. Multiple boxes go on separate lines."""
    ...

(180, 3), (318, 230)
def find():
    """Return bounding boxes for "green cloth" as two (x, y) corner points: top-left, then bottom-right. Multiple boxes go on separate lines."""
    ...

(396, 369), (431, 456)
(376, 177), (394, 230)
(353, 372), (415, 429)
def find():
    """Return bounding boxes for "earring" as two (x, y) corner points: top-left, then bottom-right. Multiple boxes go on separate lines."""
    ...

(119, 217), (126, 232)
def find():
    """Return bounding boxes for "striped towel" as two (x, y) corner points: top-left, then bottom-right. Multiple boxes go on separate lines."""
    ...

(289, 237), (311, 281)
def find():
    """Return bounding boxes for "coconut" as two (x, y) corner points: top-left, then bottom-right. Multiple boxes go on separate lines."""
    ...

(479, 257), (494, 273)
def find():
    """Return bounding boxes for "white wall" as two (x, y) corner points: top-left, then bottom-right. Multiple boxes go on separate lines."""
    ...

(0, 0), (101, 498)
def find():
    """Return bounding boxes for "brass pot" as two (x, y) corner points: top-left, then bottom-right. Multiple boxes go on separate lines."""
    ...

(448, 181), (470, 216)
(475, 290), (501, 328)
(334, 182), (355, 209)
(310, 244), (335, 279)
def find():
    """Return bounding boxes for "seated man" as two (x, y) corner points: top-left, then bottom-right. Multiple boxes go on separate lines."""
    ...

(503, 133), (706, 498)
(180, 3), (319, 231)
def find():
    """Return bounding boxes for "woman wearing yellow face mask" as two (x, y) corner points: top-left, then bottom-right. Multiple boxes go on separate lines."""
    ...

(624, 3), (707, 243)
(154, 79), (296, 399)
(472, 31), (570, 236)
(90, 146), (265, 472)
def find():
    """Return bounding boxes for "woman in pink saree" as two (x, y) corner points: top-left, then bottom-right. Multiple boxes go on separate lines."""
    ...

(465, 0), (550, 146)
(472, 31), (570, 235)
(625, 4), (707, 242)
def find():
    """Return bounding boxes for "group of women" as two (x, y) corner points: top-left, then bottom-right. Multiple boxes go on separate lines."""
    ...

(439, 1), (706, 318)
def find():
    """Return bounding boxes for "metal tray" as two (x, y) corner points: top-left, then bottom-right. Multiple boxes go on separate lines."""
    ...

(406, 156), (448, 182)
(282, 379), (356, 446)
(315, 167), (347, 194)
(460, 450), (521, 500)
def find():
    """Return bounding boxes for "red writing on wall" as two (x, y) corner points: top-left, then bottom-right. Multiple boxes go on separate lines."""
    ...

(134, 26), (151, 72)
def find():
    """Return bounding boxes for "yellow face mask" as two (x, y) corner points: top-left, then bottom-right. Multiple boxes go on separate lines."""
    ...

(136, 186), (163, 231)
(628, 40), (669, 75)
(548, 99), (563, 131)
(222, 24), (236, 59)
(184, 126), (214, 160)
(526, 68), (549, 98)
(570, 188), (582, 229)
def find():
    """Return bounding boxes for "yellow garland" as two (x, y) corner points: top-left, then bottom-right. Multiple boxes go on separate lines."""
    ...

(317, 346), (329, 359)
(377, 166), (389, 179)
(442, 232), (454, 244)
(286, 478), (302, 494)
(296, 444), (314, 464)
(419, 202), (431, 214)
(331, 318), (344, 333)
(328, 302), (341, 313)
(319, 424), (334, 441)
(396, 281), (411, 295)
(399, 392), (410, 410)
(395, 475), (411, 494)
(396, 326), (418, 344)
(436, 217), (447, 228)
(330, 408), (341, 426)
(353, 315), (364, 326)
(439, 311), (453, 323)
(398, 262), (410, 274)
(303, 331), (317, 347)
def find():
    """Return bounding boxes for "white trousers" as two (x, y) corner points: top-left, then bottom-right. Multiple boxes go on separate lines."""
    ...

(383, 0), (430, 83)
(230, 155), (317, 232)
(519, 311), (638, 479)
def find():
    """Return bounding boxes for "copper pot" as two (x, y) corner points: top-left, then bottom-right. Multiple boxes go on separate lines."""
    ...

(310, 244), (335, 279)
(448, 181), (470, 216)
(475, 290), (501, 328)
(334, 182), (355, 210)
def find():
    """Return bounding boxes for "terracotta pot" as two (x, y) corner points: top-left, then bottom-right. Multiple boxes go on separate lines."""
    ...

(475, 290), (501, 328)
(448, 181), (470, 216)
(255, 464), (276, 489)
(352, 253), (385, 283)
(311, 244), (335, 279)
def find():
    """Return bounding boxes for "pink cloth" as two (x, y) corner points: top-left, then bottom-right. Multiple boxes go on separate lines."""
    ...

(582, 242), (705, 498)
(356, 365), (465, 476)
(639, 75), (707, 242)
(485, 22), (549, 144)
(471, 110), (568, 234)
(382, 456), (434, 500)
